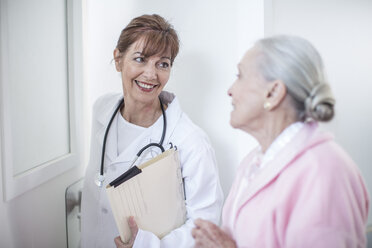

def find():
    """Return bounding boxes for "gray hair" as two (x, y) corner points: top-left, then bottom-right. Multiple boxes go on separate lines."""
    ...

(254, 35), (335, 122)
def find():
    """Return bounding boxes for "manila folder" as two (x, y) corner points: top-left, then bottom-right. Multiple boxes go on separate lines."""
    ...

(106, 148), (186, 243)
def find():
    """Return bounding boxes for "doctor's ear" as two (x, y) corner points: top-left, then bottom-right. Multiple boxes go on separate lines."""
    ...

(113, 48), (122, 72)
(264, 80), (287, 110)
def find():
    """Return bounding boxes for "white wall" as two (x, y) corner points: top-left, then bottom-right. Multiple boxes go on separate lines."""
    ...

(266, 0), (372, 224)
(85, 0), (264, 196)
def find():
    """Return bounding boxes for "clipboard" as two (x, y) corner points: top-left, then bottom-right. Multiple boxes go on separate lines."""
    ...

(106, 148), (186, 243)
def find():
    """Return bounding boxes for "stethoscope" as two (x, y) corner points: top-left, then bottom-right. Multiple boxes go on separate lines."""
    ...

(95, 96), (167, 187)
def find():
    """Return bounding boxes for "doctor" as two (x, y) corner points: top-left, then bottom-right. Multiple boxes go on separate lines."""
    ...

(81, 14), (223, 248)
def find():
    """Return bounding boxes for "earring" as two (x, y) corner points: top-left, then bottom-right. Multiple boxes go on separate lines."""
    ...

(263, 102), (271, 110)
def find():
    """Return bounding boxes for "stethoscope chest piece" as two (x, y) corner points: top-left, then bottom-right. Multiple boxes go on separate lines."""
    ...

(95, 173), (105, 187)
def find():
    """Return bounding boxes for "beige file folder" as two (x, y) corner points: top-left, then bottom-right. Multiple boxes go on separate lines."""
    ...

(106, 148), (186, 243)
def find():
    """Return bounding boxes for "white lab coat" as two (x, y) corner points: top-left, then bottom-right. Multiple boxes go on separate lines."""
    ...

(81, 91), (223, 248)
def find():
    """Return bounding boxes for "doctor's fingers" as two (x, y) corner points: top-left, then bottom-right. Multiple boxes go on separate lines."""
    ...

(114, 236), (132, 248)
(128, 217), (138, 235)
(114, 217), (138, 248)
(127, 216), (139, 244)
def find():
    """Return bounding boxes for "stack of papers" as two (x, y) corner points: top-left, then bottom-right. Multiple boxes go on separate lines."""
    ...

(106, 148), (186, 243)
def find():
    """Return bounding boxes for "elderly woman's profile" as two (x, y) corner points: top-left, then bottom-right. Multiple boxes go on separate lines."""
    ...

(192, 35), (369, 248)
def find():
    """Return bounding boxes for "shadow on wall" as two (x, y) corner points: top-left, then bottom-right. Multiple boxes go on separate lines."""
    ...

(169, 49), (212, 124)
(169, 49), (238, 196)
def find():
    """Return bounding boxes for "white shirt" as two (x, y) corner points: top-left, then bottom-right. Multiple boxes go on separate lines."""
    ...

(116, 112), (145, 155)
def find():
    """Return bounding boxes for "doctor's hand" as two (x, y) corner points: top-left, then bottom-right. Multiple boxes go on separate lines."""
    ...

(114, 216), (138, 248)
(192, 218), (236, 248)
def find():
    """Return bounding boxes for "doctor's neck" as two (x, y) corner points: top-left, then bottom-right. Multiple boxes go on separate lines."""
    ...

(120, 98), (163, 128)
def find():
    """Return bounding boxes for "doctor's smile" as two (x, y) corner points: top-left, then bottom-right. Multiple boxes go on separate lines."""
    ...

(134, 80), (158, 92)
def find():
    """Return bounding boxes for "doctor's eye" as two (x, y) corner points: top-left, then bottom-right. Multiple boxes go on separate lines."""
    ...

(134, 57), (145, 63)
(158, 62), (170, 69)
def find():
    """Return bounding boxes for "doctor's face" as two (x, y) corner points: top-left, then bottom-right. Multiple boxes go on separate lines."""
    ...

(228, 48), (269, 133)
(114, 38), (172, 105)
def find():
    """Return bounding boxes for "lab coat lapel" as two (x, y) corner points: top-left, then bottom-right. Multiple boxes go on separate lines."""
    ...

(235, 122), (329, 213)
(95, 96), (123, 164)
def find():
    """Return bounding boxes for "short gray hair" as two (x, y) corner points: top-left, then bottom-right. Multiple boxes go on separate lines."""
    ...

(254, 35), (335, 122)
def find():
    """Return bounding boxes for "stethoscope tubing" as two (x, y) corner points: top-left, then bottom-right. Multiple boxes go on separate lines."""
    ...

(100, 98), (124, 176)
(99, 96), (166, 179)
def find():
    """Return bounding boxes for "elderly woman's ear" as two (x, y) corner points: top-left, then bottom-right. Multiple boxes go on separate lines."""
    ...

(264, 80), (287, 111)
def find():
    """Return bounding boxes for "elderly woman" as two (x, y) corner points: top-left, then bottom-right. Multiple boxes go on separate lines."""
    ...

(192, 35), (369, 247)
(81, 14), (223, 248)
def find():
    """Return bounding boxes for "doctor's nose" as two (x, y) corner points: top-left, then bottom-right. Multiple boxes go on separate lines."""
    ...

(143, 64), (157, 81)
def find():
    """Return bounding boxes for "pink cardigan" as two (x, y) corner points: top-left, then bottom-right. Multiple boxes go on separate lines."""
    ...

(222, 122), (369, 248)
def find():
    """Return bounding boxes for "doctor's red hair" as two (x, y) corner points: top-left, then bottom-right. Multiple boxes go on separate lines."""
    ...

(115, 14), (179, 65)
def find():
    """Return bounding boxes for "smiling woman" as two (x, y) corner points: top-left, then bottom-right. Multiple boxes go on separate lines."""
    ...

(80, 14), (223, 248)
(113, 39), (172, 126)
(112, 14), (178, 127)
